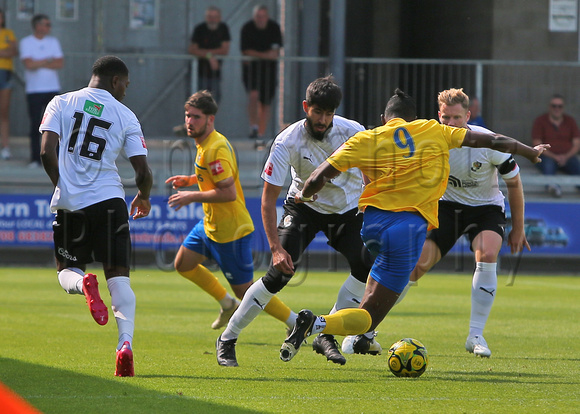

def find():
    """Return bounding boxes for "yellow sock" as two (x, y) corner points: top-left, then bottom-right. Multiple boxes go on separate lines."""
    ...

(179, 265), (227, 301)
(323, 308), (372, 336)
(263, 295), (291, 323)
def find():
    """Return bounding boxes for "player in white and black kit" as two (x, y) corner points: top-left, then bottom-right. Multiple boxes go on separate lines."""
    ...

(216, 76), (376, 367)
(40, 56), (153, 376)
(395, 88), (530, 358)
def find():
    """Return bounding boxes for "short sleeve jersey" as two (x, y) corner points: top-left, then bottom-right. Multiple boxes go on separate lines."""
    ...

(40, 87), (148, 212)
(0, 29), (16, 71)
(195, 130), (254, 243)
(240, 19), (282, 74)
(442, 124), (519, 208)
(191, 22), (231, 78)
(531, 113), (580, 154)
(327, 118), (467, 230)
(19, 34), (63, 93)
(261, 115), (366, 214)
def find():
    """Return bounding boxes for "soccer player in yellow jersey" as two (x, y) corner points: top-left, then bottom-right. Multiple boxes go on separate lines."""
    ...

(166, 91), (296, 357)
(280, 89), (549, 362)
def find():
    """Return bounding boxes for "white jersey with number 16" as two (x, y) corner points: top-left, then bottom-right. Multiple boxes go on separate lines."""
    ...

(40, 87), (148, 212)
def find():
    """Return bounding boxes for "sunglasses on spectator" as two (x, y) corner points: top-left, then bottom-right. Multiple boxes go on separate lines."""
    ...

(550, 104), (563, 108)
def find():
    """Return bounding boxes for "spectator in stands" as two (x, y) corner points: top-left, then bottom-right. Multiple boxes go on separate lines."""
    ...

(0, 9), (17, 161)
(188, 6), (230, 103)
(240, 4), (282, 139)
(467, 96), (487, 128)
(20, 14), (63, 168)
(532, 94), (580, 197)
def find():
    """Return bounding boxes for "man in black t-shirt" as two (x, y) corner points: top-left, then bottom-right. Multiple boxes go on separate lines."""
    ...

(240, 5), (283, 138)
(189, 6), (231, 103)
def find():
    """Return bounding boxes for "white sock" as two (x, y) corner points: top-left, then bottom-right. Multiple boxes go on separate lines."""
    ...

(57, 268), (85, 294)
(221, 278), (274, 341)
(330, 274), (366, 314)
(311, 316), (326, 335)
(219, 294), (236, 309)
(394, 280), (418, 306)
(286, 311), (297, 328)
(107, 276), (136, 350)
(469, 262), (497, 337)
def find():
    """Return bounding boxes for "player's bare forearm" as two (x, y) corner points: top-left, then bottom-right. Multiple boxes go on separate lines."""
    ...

(302, 161), (340, 198)
(464, 131), (549, 163)
(505, 174), (530, 253)
(40, 131), (60, 187)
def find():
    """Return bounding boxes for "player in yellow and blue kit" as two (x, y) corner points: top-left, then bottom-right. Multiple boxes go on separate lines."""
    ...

(280, 89), (550, 362)
(165, 91), (296, 351)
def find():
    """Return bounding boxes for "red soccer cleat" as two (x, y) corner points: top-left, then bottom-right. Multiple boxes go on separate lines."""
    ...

(115, 341), (134, 377)
(82, 273), (108, 325)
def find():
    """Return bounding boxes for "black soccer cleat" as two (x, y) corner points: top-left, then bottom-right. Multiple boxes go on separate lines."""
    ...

(352, 334), (382, 355)
(280, 309), (316, 362)
(216, 335), (239, 367)
(312, 334), (346, 365)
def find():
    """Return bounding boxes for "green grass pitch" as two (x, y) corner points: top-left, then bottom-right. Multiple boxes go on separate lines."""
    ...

(0, 267), (578, 413)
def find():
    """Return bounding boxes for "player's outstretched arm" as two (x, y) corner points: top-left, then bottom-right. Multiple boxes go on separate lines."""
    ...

(129, 155), (153, 219)
(301, 161), (341, 199)
(463, 130), (550, 163)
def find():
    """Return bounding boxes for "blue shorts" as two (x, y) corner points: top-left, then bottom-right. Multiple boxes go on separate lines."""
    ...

(361, 207), (428, 293)
(0, 70), (12, 90)
(182, 220), (254, 285)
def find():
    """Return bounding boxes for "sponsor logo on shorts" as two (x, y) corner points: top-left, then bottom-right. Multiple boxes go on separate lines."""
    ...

(83, 100), (104, 117)
(283, 215), (292, 228)
(58, 247), (77, 262)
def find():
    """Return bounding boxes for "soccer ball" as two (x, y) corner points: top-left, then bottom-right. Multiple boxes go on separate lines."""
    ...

(386, 338), (428, 378)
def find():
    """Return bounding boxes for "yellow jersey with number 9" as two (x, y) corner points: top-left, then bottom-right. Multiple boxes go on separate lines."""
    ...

(195, 130), (254, 243)
(327, 118), (466, 230)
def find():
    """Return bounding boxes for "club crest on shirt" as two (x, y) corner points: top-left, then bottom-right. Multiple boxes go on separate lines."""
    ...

(283, 215), (292, 227)
(209, 160), (224, 176)
(470, 161), (483, 172)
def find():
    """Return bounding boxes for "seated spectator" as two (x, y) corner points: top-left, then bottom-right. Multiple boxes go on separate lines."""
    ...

(532, 94), (580, 197)
(467, 96), (487, 128)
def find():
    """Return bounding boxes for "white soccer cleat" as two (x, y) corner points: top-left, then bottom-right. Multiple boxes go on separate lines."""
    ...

(465, 335), (492, 358)
(211, 298), (240, 330)
(341, 335), (356, 354)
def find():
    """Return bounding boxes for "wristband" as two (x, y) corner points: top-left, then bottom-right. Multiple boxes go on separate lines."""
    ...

(297, 191), (313, 202)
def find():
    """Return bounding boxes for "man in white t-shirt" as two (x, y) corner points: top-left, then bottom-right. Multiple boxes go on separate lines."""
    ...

(216, 76), (376, 367)
(396, 88), (531, 358)
(40, 55), (153, 377)
(20, 14), (63, 168)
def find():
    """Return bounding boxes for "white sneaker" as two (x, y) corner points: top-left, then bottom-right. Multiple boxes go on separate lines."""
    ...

(341, 335), (356, 354)
(342, 333), (382, 355)
(465, 335), (492, 358)
(211, 298), (240, 329)
(27, 161), (40, 169)
(0, 147), (11, 160)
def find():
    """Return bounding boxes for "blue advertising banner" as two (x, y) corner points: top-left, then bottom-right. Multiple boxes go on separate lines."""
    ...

(1, 194), (578, 255)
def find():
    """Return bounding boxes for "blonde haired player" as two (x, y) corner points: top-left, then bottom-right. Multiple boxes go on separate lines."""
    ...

(394, 88), (530, 358)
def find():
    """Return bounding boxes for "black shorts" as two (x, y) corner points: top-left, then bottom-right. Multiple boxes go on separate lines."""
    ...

(242, 61), (277, 105)
(53, 198), (131, 268)
(427, 200), (506, 257)
(261, 199), (373, 293)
